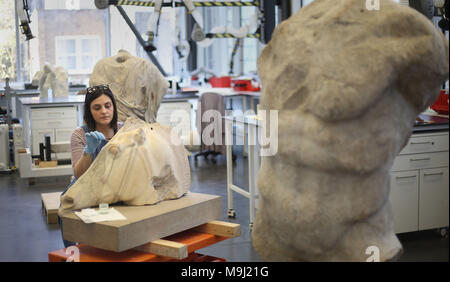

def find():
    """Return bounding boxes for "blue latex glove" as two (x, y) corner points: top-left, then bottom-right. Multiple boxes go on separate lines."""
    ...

(84, 131), (106, 155)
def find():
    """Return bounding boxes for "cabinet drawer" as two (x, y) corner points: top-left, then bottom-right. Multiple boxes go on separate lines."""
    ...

(31, 107), (77, 120)
(55, 128), (74, 142)
(391, 152), (449, 172)
(389, 171), (419, 233)
(32, 118), (77, 130)
(158, 102), (191, 111)
(399, 133), (449, 155)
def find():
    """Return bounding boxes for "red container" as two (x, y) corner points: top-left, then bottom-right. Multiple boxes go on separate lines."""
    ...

(231, 79), (261, 91)
(209, 76), (231, 88)
(430, 90), (449, 115)
(232, 79), (251, 91)
(231, 79), (260, 92)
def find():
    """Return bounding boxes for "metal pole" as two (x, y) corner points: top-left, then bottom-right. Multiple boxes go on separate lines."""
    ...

(115, 5), (167, 76)
(186, 8), (197, 72)
(260, 0), (276, 44)
(4, 78), (12, 126)
(280, 0), (291, 21)
(225, 118), (235, 218)
(106, 7), (111, 57)
(14, 0), (22, 82)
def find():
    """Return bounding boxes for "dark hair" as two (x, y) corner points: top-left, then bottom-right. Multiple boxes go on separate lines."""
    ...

(83, 85), (118, 133)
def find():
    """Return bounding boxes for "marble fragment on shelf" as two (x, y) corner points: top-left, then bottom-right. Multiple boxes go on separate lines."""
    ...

(32, 63), (68, 97)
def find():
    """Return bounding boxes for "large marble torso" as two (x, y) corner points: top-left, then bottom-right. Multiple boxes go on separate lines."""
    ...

(251, 0), (449, 261)
(59, 117), (191, 215)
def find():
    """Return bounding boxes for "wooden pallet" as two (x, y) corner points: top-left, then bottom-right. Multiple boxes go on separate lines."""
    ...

(133, 220), (241, 259)
(48, 220), (240, 262)
(41, 192), (62, 224)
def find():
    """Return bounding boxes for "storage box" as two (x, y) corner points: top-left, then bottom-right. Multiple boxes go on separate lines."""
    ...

(209, 76), (231, 88)
(231, 79), (260, 91)
(60, 192), (222, 252)
(430, 90), (449, 115)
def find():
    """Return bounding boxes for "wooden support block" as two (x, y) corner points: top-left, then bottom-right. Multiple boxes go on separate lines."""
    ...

(133, 239), (188, 259)
(41, 192), (62, 224)
(48, 229), (233, 262)
(61, 192), (222, 252)
(192, 220), (241, 237)
(39, 160), (58, 168)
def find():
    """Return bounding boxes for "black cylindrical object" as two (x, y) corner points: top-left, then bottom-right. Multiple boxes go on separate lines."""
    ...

(45, 135), (51, 161)
(261, 0), (276, 44)
(39, 143), (44, 161)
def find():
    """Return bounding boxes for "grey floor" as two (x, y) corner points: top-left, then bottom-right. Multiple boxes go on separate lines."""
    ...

(0, 148), (448, 262)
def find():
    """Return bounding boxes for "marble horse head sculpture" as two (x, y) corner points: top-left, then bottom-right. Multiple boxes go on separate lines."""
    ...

(32, 63), (68, 98)
(251, 0), (449, 261)
(59, 117), (191, 216)
(89, 49), (169, 123)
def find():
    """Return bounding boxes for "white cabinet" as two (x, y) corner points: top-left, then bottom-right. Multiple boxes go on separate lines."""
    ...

(30, 107), (78, 158)
(55, 128), (74, 142)
(390, 131), (449, 234)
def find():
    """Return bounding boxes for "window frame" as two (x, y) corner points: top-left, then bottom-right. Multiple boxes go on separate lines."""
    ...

(201, 6), (262, 77)
(54, 35), (101, 75)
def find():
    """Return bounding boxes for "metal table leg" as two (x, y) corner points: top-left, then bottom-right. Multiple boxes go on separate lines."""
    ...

(225, 118), (235, 218)
(248, 122), (257, 230)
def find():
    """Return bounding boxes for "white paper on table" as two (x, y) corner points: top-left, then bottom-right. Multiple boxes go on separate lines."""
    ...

(74, 207), (127, 224)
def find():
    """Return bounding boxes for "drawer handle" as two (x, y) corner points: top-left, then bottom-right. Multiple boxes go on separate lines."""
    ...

(424, 172), (444, 177)
(396, 175), (416, 179)
(410, 141), (433, 145)
(409, 158), (431, 162)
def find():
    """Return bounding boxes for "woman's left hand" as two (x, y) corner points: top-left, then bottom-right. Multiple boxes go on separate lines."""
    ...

(84, 131), (106, 154)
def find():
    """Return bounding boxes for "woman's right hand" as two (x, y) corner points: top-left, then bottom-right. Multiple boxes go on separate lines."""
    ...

(84, 131), (106, 154)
